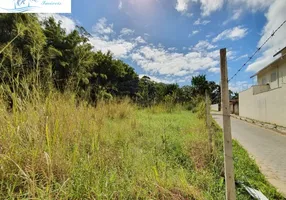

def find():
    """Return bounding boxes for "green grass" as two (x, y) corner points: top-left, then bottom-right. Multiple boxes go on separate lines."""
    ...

(0, 92), (284, 199)
(212, 122), (285, 199)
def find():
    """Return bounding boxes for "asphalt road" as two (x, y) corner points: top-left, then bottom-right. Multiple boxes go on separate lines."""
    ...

(212, 113), (286, 197)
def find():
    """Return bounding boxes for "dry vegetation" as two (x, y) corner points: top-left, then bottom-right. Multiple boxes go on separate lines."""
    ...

(0, 90), (284, 199)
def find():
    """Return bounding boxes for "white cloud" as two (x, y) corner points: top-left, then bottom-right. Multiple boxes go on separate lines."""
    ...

(212, 26), (248, 42)
(205, 49), (235, 60)
(193, 30), (199, 35)
(38, 15), (137, 59)
(175, 0), (223, 16)
(134, 36), (146, 44)
(206, 50), (220, 59)
(120, 28), (135, 36)
(231, 9), (243, 20)
(194, 18), (211, 25)
(131, 45), (219, 76)
(175, 0), (274, 18)
(200, 0), (224, 16)
(175, 0), (190, 12)
(177, 75), (195, 83)
(227, 50), (236, 60)
(247, 0), (286, 72)
(188, 30), (200, 37)
(139, 74), (174, 84)
(193, 40), (216, 51)
(39, 16), (236, 80)
(184, 12), (193, 17)
(175, 1), (193, 18)
(208, 67), (220, 73)
(118, 0), (123, 10)
(229, 81), (252, 92)
(90, 37), (136, 58)
(92, 18), (114, 35)
(228, 0), (275, 12)
(235, 54), (248, 61)
(89, 18), (136, 58)
(168, 47), (178, 51)
(223, 9), (243, 25)
(38, 14), (76, 34)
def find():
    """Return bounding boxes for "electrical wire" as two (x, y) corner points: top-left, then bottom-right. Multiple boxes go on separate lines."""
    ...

(210, 19), (286, 103)
(228, 20), (286, 82)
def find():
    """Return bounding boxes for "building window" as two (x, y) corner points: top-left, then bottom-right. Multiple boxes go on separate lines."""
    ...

(262, 77), (267, 85)
(271, 72), (277, 82)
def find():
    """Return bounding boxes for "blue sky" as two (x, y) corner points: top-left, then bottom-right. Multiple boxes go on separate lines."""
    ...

(42, 0), (286, 92)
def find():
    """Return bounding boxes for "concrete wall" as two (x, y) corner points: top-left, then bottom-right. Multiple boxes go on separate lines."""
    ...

(239, 84), (286, 127)
(211, 104), (219, 111)
(234, 103), (239, 115)
(230, 103), (239, 115)
(280, 62), (286, 85)
(230, 103), (234, 114)
(253, 85), (270, 94)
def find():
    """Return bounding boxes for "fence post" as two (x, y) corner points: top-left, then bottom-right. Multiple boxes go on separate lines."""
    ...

(205, 90), (212, 153)
(220, 48), (236, 200)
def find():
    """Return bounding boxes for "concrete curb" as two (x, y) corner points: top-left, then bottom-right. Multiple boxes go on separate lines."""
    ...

(231, 114), (286, 135)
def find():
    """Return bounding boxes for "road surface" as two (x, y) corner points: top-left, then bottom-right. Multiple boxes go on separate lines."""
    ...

(212, 113), (286, 196)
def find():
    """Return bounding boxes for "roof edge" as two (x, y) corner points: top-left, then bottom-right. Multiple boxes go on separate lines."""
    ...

(249, 46), (286, 79)
(249, 56), (282, 78)
(273, 46), (286, 57)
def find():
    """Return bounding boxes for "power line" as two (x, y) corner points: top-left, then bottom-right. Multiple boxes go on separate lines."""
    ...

(207, 20), (286, 104)
(210, 20), (286, 103)
(228, 19), (286, 82)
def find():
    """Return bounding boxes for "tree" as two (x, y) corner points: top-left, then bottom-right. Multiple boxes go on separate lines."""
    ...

(1, 13), (230, 108)
(138, 76), (156, 106)
(208, 81), (220, 104)
(232, 92), (239, 100)
(179, 85), (194, 103)
(42, 17), (95, 92)
(191, 75), (209, 96)
(191, 75), (221, 104)
(116, 61), (139, 98)
(0, 14), (46, 86)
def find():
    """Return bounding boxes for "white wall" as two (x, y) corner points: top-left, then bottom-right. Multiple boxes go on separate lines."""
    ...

(253, 85), (270, 95)
(279, 62), (286, 85)
(257, 62), (286, 89)
(239, 84), (286, 127)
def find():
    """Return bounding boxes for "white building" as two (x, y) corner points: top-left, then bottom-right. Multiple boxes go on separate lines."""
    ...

(239, 47), (286, 127)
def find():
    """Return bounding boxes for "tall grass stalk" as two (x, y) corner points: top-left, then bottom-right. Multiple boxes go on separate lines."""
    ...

(0, 82), (283, 199)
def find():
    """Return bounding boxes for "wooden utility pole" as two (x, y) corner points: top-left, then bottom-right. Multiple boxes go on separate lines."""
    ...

(220, 48), (236, 200)
(205, 90), (212, 152)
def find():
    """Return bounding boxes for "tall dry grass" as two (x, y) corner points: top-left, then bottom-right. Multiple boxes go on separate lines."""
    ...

(0, 90), (141, 199)
(0, 88), (283, 199)
(0, 88), (208, 199)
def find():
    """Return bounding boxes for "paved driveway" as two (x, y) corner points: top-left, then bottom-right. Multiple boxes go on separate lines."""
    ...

(212, 113), (286, 196)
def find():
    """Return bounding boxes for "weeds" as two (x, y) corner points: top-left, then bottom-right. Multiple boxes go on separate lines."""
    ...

(0, 90), (284, 199)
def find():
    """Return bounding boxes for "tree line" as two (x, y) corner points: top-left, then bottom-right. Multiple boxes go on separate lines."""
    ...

(0, 14), (236, 107)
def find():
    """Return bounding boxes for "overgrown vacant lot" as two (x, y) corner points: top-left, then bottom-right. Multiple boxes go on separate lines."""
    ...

(0, 93), (283, 199)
